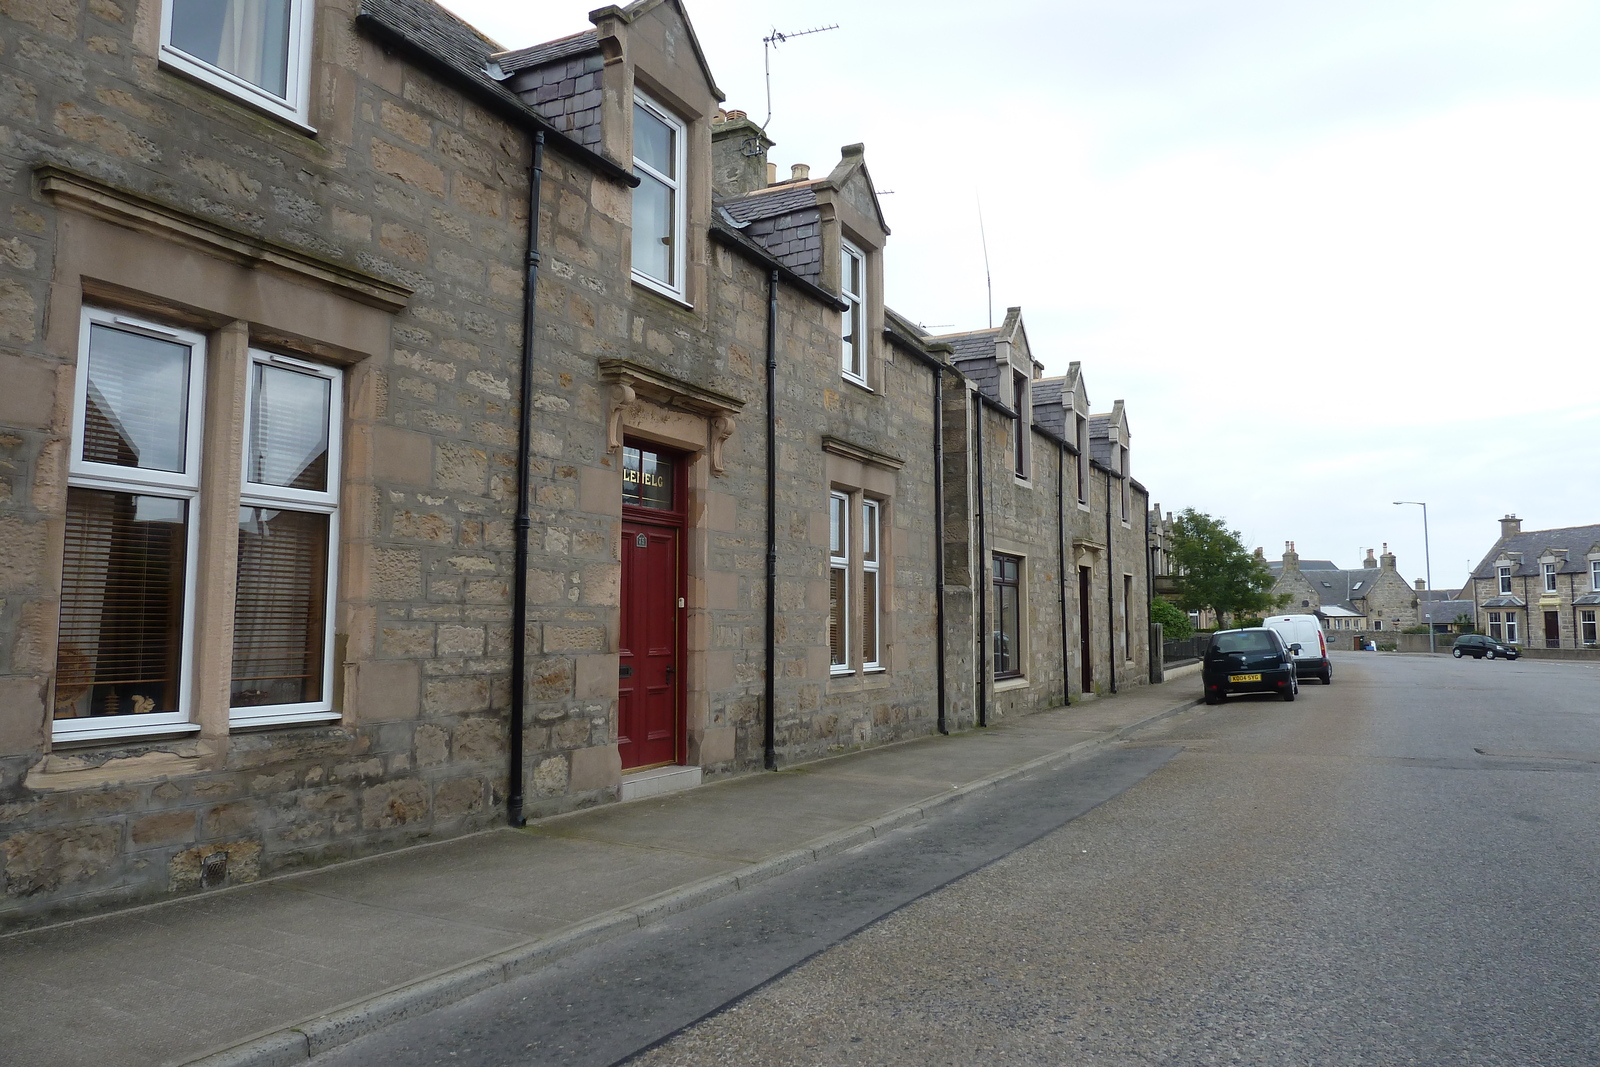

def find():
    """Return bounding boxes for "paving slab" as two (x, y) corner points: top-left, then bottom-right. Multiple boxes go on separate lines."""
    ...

(0, 671), (1201, 1067)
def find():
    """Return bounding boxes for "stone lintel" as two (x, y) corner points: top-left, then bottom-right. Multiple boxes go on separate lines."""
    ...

(36, 166), (414, 313)
(820, 435), (904, 471)
(598, 358), (744, 418)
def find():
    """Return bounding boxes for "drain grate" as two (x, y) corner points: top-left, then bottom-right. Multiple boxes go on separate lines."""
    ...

(200, 850), (229, 889)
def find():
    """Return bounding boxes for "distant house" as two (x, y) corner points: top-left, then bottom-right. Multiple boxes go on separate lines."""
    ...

(1268, 542), (1420, 641)
(1465, 515), (1600, 649)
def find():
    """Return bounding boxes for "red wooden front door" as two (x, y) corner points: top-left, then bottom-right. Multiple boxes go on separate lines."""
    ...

(619, 521), (680, 769)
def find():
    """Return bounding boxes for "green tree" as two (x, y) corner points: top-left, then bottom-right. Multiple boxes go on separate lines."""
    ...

(1149, 598), (1193, 641)
(1169, 508), (1280, 627)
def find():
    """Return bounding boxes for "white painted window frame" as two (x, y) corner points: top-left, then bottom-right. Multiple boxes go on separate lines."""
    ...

(230, 350), (343, 728)
(630, 90), (688, 303)
(56, 309), (208, 741)
(1592, 559), (1600, 592)
(840, 239), (867, 386)
(829, 491), (852, 674)
(159, 0), (316, 129)
(1505, 612), (1519, 644)
(1488, 612), (1502, 640)
(861, 498), (882, 672)
(1498, 566), (1513, 595)
(1582, 610), (1597, 646)
(1543, 562), (1558, 593)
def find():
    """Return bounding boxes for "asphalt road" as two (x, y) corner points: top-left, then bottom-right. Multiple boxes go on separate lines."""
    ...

(315, 652), (1600, 1066)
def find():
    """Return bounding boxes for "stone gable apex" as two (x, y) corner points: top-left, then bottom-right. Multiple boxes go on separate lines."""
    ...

(823, 145), (891, 236)
(595, 0), (725, 102)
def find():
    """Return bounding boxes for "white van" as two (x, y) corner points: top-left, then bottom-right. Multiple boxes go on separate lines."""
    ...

(1262, 614), (1332, 685)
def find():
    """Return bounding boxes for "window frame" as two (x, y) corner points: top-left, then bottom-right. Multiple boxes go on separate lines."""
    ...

(229, 349), (343, 728)
(992, 552), (1024, 680)
(1011, 372), (1029, 480)
(860, 497), (882, 672)
(1488, 611), (1502, 640)
(1582, 610), (1597, 646)
(1543, 562), (1558, 593)
(630, 90), (688, 302)
(1074, 414), (1089, 504)
(1498, 566), (1513, 595)
(840, 238), (867, 387)
(56, 309), (209, 741)
(828, 491), (852, 675)
(1592, 560), (1600, 592)
(158, 0), (316, 129)
(1505, 612), (1519, 644)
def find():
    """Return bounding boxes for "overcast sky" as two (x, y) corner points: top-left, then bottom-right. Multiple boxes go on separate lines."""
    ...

(442, 0), (1600, 591)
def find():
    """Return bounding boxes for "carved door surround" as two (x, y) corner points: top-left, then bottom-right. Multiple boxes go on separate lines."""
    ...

(599, 358), (744, 473)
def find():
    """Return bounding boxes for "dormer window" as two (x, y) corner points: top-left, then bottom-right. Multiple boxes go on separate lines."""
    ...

(840, 239), (866, 384)
(161, 0), (314, 127)
(1498, 566), (1513, 595)
(1592, 559), (1600, 592)
(1012, 372), (1030, 479)
(1074, 414), (1088, 503)
(632, 92), (687, 300)
(1543, 562), (1558, 592)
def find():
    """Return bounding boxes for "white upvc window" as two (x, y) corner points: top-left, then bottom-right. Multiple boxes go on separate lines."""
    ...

(1582, 610), (1597, 646)
(160, 0), (315, 128)
(1543, 562), (1558, 593)
(828, 491), (851, 674)
(1118, 444), (1131, 521)
(1488, 611), (1502, 640)
(631, 91), (687, 301)
(861, 498), (882, 671)
(230, 351), (342, 726)
(840, 239), (867, 385)
(1592, 560), (1600, 592)
(1075, 414), (1089, 504)
(1498, 566), (1513, 595)
(1505, 612), (1519, 644)
(55, 310), (208, 740)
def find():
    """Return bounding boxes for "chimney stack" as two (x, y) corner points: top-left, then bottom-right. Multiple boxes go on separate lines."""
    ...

(1283, 541), (1300, 573)
(1415, 578), (1427, 591)
(1380, 543), (1396, 571)
(1363, 548), (1377, 569)
(1501, 513), (1522, 540)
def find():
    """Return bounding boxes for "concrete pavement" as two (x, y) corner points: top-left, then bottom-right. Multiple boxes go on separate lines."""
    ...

(0, 668), (1200, 1067)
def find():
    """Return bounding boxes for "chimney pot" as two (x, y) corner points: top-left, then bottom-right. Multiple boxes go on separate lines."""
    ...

(766, 161), (776, 185)
(791, 163), (810, 181)
(728, 109), (747, 121)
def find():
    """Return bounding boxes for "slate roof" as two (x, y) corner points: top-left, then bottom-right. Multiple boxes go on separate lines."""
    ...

(1420, 599), (1474, 624)
(935, 329), (1005, 405)
(1471, 523), (1600, 579)
(359, 0), (508, 100)
(1088, 414), (1113, 468)
(493, 30), (599, 74)
(1032, 376), (1067, 440)
(1302, 569), (1389, 614)
(719, 185), (823, 284)
(1268, 559), (1338, 574)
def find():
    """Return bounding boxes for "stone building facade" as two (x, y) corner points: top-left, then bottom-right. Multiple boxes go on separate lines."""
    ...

(0, 0), (1157, 926)
(1464, 515), (1600, 649)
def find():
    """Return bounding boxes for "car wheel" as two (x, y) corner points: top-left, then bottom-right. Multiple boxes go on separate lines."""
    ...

(1205, 691), (1223, 705)
(1485, 649), (1495, 660)
(1282, 682), (1296, 702)
(1322, 669), (1332, 685)
(1452, 647), (1464, 658)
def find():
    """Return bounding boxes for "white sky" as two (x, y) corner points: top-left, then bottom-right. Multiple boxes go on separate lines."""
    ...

(442, 0), (1600, 591)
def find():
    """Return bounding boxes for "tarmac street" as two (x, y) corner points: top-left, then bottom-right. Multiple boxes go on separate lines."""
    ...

(316, 652), (1600, 1066)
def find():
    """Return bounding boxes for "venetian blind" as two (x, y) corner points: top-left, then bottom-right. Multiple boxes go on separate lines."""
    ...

(230, 507), (328, 707)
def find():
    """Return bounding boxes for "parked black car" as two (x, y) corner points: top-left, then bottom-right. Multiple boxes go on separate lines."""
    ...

(1451, 634), (1520, 660)
(1203, 627), (1300, 704)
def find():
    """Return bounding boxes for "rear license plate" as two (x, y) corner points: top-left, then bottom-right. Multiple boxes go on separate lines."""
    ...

(1228, 673), (1262, 683)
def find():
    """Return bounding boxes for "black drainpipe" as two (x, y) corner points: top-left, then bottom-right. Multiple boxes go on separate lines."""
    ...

(763, 268), (778, 770)
(974, 390), (988, 728)
(1106, 466), (1118, 695)
(1144, 497), (1155, 683)
(508, 131), (546, 827)
(932, 364), (949, 734)
(1057, 443), (1070, 707)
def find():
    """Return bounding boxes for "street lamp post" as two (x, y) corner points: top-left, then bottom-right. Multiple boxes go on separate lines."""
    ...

(1394, 500), (1434, 654)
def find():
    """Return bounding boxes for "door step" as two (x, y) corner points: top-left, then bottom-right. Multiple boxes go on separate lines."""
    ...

(620, 764), (703, 802)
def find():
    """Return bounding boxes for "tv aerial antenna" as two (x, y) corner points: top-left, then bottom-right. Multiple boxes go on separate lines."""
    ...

(763, 24), (839, 131)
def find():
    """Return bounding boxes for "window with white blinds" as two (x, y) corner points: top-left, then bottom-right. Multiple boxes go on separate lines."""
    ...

(54, 311), (343, 740)
(56, 310), (205, 739)
(231, 353), (340, 725)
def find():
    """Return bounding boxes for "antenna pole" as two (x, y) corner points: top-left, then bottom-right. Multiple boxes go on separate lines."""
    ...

(762, 24), (839, 132)
(977, 194), (993, 329)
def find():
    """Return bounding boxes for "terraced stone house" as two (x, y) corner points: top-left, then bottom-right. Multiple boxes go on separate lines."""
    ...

(0, 0), (1156, 925)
